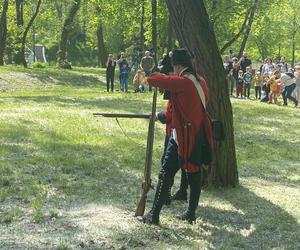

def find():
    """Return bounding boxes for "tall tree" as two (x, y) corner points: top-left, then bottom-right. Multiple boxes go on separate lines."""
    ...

(166, 0), (238, 187)
(96, 7), (107, 68)
(151, 0), (157, 65)
(57, 0), (81, 68)
(238, 0), (258, 57)
(0, 0), (9, 65)
(20, 0), (42, 68)
(139, 0), (145, 50)
(16, 0), (24, 26)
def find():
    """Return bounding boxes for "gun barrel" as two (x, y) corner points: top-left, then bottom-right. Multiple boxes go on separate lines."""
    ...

(93, 113), (150, 119)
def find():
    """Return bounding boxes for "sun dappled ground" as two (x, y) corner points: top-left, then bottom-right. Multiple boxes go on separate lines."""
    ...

(0, 66), (299, 249)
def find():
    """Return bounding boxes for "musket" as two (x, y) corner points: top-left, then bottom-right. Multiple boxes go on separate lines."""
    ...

(93, 113), (150, 119)
(135, 87), (158, 216)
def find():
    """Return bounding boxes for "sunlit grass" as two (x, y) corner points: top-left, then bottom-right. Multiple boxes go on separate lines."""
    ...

(0, 66), (299, 249)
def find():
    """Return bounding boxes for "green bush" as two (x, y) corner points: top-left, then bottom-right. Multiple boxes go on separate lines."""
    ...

(31, 62), (48, 68)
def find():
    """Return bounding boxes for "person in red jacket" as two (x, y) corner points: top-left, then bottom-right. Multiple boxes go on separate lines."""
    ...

(137, 48), (212, 225)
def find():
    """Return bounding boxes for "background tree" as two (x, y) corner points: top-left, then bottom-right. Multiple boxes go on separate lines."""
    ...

(57, 0), (81, 68)
(0, 0), (9, 65)
(166, 0), (238, 187)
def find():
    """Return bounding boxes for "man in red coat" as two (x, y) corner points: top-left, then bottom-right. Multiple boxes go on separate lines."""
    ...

(137, 48), (212, 225)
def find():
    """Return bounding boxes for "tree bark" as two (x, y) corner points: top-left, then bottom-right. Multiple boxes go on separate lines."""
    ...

(20, 0), (42, 68)
(54, 0), (63, 20)
(220, 8), (251, 54)
(167, 13), (174, 52)
(16, 0), (24, 26)
(0, 0), (9, 66)
(166, 0), (238, 187)
(57, 0), (81, 68)
(151, 0), (157, 65)
(140, 0), (145, 50)
(96, 21), (107, 68)
(238, 0), (258, 58)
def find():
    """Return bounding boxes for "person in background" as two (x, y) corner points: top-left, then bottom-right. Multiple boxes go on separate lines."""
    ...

(106, 54), (116, 92)
(223, 55), (234, 96)
(292, 64), (300, 101)
(117, 52), (129, 91)
(119, 63), (131, 93)
(231, 57), (239, 96)
(140, 51), (155, 91)
(254, 71), (262, 99)
(239, 51), (252, 73)
(243, 66), (252, 98)
(267, 72), (278, 104)
(278, 57), (288, 73)
(275, 70), (298, 107)
(261, 58), (275, 76)
(133, 69), (147, 92)
(236, 70), (244, 98)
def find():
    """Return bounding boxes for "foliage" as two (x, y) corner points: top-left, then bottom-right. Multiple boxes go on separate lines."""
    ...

(0, 66), (299, 248)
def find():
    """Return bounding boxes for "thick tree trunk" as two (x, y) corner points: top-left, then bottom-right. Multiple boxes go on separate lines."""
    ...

(151, 0), (157, 65)
(57, 0), (81, 68)
(0, 0), (9, 66)
(238, 0), (258, 57)
(20, 0), (42, 68)
(166, 0), (238, 187)
(167, 14), (174, 52)
(96, 22), (107, 68)
(140, 0), (145, 51)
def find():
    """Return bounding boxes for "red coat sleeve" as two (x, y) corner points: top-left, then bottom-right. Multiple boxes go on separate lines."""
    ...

(147, 73), (188, 93)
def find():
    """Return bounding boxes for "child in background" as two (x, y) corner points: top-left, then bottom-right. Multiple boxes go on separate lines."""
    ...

(120, 63), (131, 92)
(254, 71), (263, 99)
(267, 72), (278, 104)
(243, 66), (253, 98)
(261, 75), (270, 102)
(236, 70), (244, 98)
(133, 69), (147, 92)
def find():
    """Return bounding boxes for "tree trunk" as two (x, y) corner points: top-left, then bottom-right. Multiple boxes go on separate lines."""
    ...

(167, 13), (174, 52)
(57, 0), (81, 68)
(140, 0), (145, 51)
(20, 0), (42, 68)
(16, 0), (24, 26)
(54, 0), (63, 20)
(0, 0), (9, 66)
(238, 0), (258, 58)
(96, 22), (107, 68)
(151, 0), (157, 65)
(166, 0), (238, 187)
(220, 7), (251, 54)
(292, 37), (295, 68)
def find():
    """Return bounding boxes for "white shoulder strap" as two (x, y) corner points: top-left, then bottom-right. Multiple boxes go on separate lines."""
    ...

(184, 73), (207, 110)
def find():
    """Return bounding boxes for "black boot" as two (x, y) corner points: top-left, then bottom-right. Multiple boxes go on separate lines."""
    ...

(177, 170), (202, 224)
(137, 172), (169, 225)
(171, 169), (188, 201)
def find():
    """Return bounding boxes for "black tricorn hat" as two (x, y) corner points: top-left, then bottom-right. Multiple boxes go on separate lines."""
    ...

(171, 48), (193, 68)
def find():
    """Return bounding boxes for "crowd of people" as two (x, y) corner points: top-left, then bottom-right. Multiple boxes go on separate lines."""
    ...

(105, 49), (156, 93)
(223, 51), (299, 107)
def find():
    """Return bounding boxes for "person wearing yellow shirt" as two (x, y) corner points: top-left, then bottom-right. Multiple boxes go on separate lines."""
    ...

(254, 71), (263, 99)
(133, 69), (147, 92)
(267, 73), (278, 104)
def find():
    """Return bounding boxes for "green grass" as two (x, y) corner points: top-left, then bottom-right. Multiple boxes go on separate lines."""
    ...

(0, 66), (299, 249)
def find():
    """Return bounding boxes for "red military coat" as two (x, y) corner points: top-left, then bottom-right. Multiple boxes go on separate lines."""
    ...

(148, 72), (209, 173)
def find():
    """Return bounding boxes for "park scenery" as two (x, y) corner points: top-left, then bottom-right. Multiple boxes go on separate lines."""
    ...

(0, 1), (300, 250)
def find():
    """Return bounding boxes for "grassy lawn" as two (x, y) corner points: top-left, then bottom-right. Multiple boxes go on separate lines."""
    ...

(0, 66), (299, 249)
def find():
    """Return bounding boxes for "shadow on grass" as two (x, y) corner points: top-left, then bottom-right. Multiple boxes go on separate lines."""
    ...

(198, 185), (300, 249)
(105, 184), (300, 249)
(6, 94), (156, 114)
